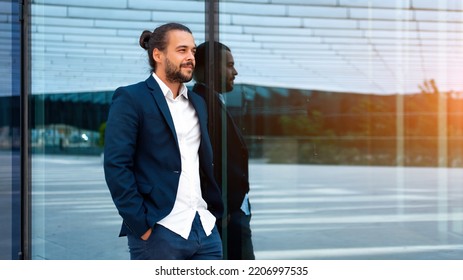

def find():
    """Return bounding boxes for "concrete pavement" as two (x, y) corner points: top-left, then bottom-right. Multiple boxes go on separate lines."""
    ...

(29, 155), (463, 259)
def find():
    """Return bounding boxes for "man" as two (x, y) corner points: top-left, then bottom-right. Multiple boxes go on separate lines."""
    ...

(193, 41), (255, 259)
(103, 23), (223, 260)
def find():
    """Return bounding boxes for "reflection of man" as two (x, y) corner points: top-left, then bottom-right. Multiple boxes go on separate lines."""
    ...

(193, 41), (255, 260)
(104, 23), (223, 260)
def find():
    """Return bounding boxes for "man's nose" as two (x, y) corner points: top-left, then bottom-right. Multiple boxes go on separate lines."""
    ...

(187, 50), (195, 61)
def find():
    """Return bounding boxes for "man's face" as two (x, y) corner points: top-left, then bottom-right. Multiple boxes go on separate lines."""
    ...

(157, 30), (196, 83)
(220, 50), (238, 93)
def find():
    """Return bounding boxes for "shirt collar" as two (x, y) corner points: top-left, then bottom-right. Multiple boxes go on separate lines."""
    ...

(152, 72), (189, 99)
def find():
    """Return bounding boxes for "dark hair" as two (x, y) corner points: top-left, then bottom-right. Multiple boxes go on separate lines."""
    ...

(193, 41), (231, 84)
(139, 22), (192, 72)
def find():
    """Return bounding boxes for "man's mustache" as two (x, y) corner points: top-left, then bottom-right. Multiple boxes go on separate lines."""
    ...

(181, 62), (194, 68)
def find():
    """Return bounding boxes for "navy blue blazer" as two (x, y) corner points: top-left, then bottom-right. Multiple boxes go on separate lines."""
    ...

(104, 75), (223, 237)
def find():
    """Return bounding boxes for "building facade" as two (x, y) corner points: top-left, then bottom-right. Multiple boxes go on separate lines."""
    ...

(1, 0), (463, 259)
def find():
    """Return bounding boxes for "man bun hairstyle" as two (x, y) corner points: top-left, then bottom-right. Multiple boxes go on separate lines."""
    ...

(139, 30), (151, 50)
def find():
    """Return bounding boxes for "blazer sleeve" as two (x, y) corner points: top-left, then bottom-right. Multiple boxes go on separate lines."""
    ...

(103, 87), (150, 237)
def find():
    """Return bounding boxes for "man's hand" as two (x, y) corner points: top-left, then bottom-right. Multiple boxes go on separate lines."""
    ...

(141, 228), (152, 240)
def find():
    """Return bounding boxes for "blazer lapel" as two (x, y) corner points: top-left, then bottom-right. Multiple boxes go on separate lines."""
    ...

(145, 75), (179, 144)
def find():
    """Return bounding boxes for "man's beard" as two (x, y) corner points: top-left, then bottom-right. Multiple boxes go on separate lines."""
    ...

(165, 58), (194, 83)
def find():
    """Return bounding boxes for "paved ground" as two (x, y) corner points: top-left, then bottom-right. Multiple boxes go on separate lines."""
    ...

(0, 151), (20, 260)
(250, 163), (463, 259)
(25, 155), (463, 259)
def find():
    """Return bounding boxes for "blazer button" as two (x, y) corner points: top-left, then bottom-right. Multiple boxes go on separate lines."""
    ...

(173, 170), (180, 174)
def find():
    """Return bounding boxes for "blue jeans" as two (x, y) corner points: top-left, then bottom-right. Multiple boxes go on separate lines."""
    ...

(127, 213), (223, 260)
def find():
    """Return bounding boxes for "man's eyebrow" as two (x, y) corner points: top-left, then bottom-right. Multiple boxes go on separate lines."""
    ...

(176, 45), (195, 49)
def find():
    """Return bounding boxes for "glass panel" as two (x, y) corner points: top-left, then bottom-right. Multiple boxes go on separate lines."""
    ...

(0, 0), (21, 260)
(30, 0), (206, 259)
(218, 0), (463, 259)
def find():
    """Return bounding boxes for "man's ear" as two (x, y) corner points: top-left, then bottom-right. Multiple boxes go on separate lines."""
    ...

(152, 48), (162, 63)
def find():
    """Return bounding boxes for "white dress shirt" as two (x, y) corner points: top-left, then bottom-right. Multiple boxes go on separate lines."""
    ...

(153, 73), (216, 239)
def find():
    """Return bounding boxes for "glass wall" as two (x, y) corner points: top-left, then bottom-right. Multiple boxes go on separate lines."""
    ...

(0, 0), (21, 260)
(218, 0), (463, 259)
(30, 0), (207, 259)
(28, 0), (463, 260)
